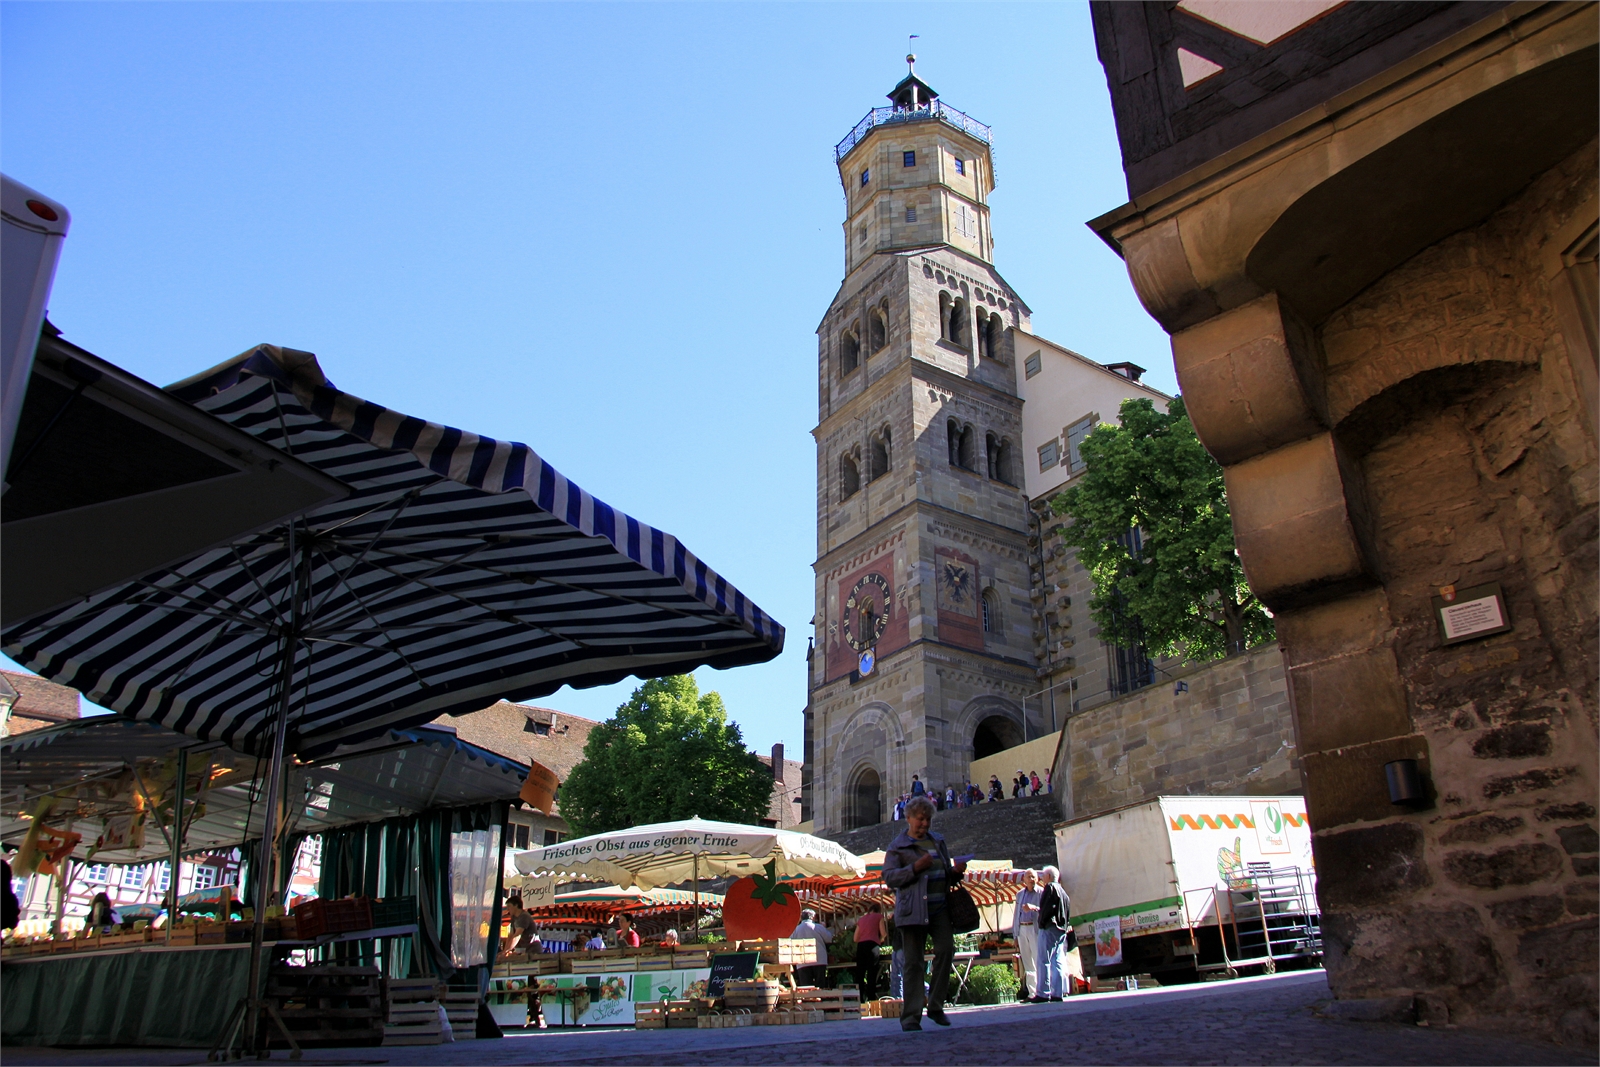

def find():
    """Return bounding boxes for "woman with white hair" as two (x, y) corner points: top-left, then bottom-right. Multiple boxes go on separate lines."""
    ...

(1031, 865), (1070, 1001)
(883, 793), (968, 1031)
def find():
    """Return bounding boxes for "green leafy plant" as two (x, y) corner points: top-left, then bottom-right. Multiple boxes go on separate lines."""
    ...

(1053, 397), (1274, 661)
(559, 676), (774, 835)
(963, 963), (1020, 1005)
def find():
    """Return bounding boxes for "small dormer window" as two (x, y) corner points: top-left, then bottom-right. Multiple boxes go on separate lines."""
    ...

(903, 151), (916, 167)
(954, 158), (966, 176)
(534, 722), (550, 735)
(861, 169), (870, 187)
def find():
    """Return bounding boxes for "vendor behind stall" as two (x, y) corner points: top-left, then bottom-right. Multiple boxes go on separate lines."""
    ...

(616, 913), (640, 948)
(659, 928), (680, 948)
(504, 893), (536, 955)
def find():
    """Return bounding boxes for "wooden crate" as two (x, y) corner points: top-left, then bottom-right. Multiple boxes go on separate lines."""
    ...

(635, 1004), (668, 1029)
(673, 948), (712, 968)
(635, 955), (676, 972)
(442, 991), (480, 1041)
(570, 957), (632, 974)
(785, 988), (861, 1021)
(264, 965), (384, 1049)
(384, 978), (443, 1047)
(664, 1000), (700, 1028)
(722, 979), (783, 1013)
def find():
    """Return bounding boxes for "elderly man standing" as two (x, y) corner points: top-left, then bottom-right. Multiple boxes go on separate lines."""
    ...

(1031, 865), (1070, 1002)
(1011, 869), (1041, 1000)
(883, 794), (968, 1031)
(790, 908), (832, 987)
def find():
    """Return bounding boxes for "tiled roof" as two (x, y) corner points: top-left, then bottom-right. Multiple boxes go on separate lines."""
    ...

(432, 700), (600, 813)
(2, 670), (81, 736)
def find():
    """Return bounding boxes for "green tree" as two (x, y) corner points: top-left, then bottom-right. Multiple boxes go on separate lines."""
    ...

(1052, 396), (1273, 662)
(557, 675), (774, 836)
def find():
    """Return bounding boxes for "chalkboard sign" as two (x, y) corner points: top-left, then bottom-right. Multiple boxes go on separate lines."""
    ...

(706, 951), (760, 997)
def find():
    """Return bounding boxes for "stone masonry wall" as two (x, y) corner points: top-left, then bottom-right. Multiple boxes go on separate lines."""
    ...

(1052, 644), (1298, 822)
(1301, 139), (1598, 1044)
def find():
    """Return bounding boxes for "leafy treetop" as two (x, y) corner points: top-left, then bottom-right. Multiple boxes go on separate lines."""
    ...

(557, 675), (775, 837)
(1051, 396), (1273, 662)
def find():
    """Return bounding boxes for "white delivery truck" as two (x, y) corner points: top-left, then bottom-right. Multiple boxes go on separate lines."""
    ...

(1055, 796), (1320, 983)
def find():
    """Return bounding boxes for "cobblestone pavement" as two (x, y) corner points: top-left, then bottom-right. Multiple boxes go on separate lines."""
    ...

(6, 971), (1592, 1066)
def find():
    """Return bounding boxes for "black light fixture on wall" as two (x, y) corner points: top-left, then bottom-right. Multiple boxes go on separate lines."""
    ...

(1385, 759), (1428, 806)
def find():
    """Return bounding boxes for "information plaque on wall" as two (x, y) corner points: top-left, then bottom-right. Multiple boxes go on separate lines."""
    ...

(1431, 582), (1512, 645)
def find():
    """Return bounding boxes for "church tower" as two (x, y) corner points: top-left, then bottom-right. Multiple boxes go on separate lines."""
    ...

(805, 61), (1044, 832)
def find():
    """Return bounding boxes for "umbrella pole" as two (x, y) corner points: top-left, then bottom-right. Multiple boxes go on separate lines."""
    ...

(164, 748), (187, 948)
(242, 525), (305, 1055)
(693, 853), (700, 941)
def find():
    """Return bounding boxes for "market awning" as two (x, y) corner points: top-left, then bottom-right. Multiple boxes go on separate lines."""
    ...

(511, 817), (865, 891)
(2, 330), (350, 628)
(794, 866), (1028, 918)
(1, 344), (784, 756)
(0, 715), (528, 865)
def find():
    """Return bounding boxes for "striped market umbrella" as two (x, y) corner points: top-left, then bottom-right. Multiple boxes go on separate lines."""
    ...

(0, 344), (783, 1050)
(2, 345), (783, 756)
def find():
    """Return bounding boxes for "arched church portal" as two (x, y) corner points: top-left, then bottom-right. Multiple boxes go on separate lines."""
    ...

(848, 766), (883, 829)
(972, 714), (1024, 761)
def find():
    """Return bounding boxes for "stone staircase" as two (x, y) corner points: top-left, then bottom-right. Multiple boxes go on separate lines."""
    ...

(818, 793), (1061, 870)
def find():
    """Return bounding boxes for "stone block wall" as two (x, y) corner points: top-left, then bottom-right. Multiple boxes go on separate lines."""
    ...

(821, 792), (1060, 871)
(1052, 644), (1298, 822)
(1296, 139), (1598, 1045)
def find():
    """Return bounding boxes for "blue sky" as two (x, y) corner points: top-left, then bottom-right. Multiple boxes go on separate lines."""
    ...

(1, 2), (1172, 752)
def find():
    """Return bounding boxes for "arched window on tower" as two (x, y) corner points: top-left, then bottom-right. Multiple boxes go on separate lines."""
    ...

(869, 306), (888, 352)
(869, 427), (891, 481)
(948, 420), (975, 471)
(840, 452), (861, 500)
(938, 292), (952, 342)
(841, 329), (861, 376)
(949, 298), (968, 348)
(981, 588), (1001, 634)
(986, 434), (1016, 485)
(980, 314), (1003, 361)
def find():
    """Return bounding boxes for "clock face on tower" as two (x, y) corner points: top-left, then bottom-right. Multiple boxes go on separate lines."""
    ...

(843, 572), (892, 652)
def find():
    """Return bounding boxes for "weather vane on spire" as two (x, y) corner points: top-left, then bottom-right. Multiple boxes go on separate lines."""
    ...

(907, 35), (919, 72)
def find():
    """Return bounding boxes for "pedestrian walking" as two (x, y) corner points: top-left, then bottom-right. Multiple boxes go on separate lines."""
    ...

(1046, 768), (1053, 793)
(1031, 865), (1070, 1001)
(1030, 770), (1043, 796)
(1012, 771), (1026, 798)
(883, 795), (968, 1031)
(854, 904), (885, 1001)
(910, 774), (926, 796)
(790, 908), (833, 987)
(945, 785), (957, 809)
(1012, 868), (1042, 1000)
(987, 775), (1004, 802)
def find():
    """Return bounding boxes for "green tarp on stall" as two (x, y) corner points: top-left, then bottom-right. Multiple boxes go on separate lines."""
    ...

(2, 945), (268, 1047)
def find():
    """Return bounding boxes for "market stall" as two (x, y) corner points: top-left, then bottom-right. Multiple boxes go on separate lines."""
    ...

(0, 716), (526, 1048)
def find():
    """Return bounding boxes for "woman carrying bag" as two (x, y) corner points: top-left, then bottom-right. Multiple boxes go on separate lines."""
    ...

(883, 794), (969, 1031)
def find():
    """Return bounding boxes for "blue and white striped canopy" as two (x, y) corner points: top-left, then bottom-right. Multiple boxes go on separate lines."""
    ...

(1, 345), (783, 756)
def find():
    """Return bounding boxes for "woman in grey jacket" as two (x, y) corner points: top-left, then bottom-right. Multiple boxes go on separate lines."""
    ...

(882, 794), (968, 1031)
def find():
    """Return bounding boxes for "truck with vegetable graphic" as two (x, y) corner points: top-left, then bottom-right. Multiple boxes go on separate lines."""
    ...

(1054, 796), (1319, 983)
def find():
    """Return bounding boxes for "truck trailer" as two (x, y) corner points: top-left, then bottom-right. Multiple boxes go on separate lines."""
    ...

(1055, 796), (1320, 983)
